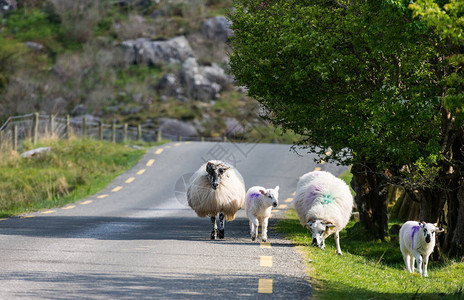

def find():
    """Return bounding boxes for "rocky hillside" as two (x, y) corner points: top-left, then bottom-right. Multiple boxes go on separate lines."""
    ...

(0, 0), (296, 142)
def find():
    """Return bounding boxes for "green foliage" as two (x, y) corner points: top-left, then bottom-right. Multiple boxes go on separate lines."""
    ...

(276, 211), (464, 299)
(228, 0), (445, 178)
(4, 9), (61, 42)
(0, 139), (145, 217)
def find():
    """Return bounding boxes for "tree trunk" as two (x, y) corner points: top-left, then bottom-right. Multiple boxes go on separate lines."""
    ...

(440, 126), (464, 258)
(442, 179), (464, 257)
(409, 188), (446, 223)
(350, 163), (389, 240)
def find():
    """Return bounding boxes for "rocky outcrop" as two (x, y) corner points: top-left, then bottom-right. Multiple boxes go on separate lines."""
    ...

(0, 0), (17, 13)
(159, 117), (198, 137)
(202, 16), (234, 42)
(180, 57), (231, 101)
(122, 36), (195, 65)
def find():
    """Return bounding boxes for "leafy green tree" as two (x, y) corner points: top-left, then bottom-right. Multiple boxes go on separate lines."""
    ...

(409, 0), (464, 257)
(228, 1), (450, 241)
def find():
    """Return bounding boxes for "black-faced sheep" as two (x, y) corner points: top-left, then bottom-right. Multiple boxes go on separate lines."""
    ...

(293, 171), (353, 255)
(399, 221), (444, 277)
(187, 160), (245, 239)
(245, 185), (279, 242)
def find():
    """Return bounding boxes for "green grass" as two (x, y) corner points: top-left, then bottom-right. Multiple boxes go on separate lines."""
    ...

(275, 172), (464, 299)
(0, 138), (157, 217)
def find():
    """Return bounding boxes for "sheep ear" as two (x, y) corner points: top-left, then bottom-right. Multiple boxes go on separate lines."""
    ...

(274, 186), (279, 192)
(323, 222), (336, 229)
(436, 227), (444, 233)
(206, 162), (213, 171)
(259, 190), (266, 195)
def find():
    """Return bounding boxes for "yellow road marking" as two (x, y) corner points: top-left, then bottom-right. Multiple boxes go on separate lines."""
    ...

(81, 200), (93, 205)
(137, 169), (146, 175)
(184, 141), (192, 144)
(0, 218), (7, 221)
(61, 205), (75, 210)
(125, 177), (135, 183)
(260, 256), (273, 267)
(112, 186), (123, 192)
(278, 204), (288, 209)
(260, 242), (271, 249)
(41, 210), (56, 214)
(174, 143), (181, 146)
(292, 191), (296, 196)
(155, 148), (164, 155)
(97, 194), (108, 199)
(258, 279), (273, 294)
(285, 198), (293, 203)
(21, 215), (35, 219)
(146, 159), (155, 166)
(326, 149), (332, 156)
(314, 167), (322, 171)
(165, 146), (171, 149)
(320, 160), (325, 164)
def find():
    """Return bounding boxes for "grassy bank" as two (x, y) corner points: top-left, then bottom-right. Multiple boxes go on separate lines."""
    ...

(0, 138), (151, 217)
(276, 193), (464, 298)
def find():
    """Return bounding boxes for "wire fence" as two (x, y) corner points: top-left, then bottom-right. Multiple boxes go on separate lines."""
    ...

(0, 113), (227, 154)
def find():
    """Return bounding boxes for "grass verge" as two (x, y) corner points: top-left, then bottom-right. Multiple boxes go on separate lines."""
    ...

(0, 138), (159, 217)
(275, 172), (464, 299)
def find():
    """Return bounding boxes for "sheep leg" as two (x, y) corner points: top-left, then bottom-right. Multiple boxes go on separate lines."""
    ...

(261, 217), (269, 242)
(409, 255), (415, 273)
(250, 216), (259, 241)
(412, 250), (423, 276)
(210, 216), (218, 240)
(422, 254), (430, 277)
(218, 212), (225, 239)
(402, 253), (412, 273)
(334, 231), (342, 255)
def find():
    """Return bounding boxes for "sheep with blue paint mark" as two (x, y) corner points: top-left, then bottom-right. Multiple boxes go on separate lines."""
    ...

(245, 185), (279, 242)
(399, 221), (444, 277)
(293, 171), (353, 255)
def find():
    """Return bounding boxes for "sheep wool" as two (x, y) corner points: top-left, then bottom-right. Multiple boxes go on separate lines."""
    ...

(187, 160), (245, 221)
(294, 171), (353, 230)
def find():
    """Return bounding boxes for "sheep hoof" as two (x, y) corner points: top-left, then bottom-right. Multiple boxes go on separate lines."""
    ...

(251, 236), (256, 241)
(337, 252), (343, 256)
(218, 229), (225, 239)
(211, 230), (218, 240)
(262, 238), (267, 242)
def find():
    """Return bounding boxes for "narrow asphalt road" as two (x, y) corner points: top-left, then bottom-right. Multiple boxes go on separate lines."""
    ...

(0, 141), (348, 299)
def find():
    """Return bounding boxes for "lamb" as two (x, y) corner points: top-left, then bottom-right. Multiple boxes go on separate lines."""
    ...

(187, 160), (245, 239)
(399, 221), (444, 277)
(293, 171), (353, 255)
(245, 185), (279, 242)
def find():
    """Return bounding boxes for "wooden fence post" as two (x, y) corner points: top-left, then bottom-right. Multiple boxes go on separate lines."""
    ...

(201, 136), (205, 142)
(112, 122), (116, 143)
(66, 115), (71, 139)
(137, 125), (142, 142)
(177, 136), (181, 142)
(32, 112), (39, 146)
(156, 129), (162, 142)
(123, 123), (128, 142)
(82, 117), (87, 139)
(12, 125), (17, 151)
(50, 115), (55, 138)
(99, 121), (103, 141)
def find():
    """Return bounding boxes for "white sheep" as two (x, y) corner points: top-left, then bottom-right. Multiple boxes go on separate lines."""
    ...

(399, 221), (444, 277)
(245, 185), (279, 242)
(187, 160), (245, 239)
(293, 171), (353, 255)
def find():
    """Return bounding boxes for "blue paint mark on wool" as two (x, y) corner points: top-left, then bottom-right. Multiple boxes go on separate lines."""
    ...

(411, 225), (420, 249)
(250, 193), (261, 199)
(322, 193), (334, 205)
